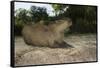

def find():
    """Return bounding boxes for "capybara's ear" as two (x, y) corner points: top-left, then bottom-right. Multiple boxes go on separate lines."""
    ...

(62, 17), (72, 23)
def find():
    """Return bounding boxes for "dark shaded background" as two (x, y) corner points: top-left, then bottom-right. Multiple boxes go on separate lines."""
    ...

(15, 3), (97, 36)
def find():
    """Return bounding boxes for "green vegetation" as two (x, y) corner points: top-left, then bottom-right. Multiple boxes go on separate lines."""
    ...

(15, 4), (97, 36)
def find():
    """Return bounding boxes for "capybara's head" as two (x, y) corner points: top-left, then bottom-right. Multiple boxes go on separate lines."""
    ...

(52, 18), (72, 33)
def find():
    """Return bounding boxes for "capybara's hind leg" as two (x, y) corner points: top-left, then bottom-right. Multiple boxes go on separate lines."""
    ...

(23, 37), (32, 45)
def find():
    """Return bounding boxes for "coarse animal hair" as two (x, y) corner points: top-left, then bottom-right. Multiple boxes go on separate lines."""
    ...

(22, 18), (72, 48)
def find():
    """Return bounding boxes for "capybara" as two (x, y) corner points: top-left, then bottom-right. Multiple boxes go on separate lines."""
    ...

(22, 18), (72, 48)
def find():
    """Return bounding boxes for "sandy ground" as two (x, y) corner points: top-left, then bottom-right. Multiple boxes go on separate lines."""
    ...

(15, 34), (97, 66)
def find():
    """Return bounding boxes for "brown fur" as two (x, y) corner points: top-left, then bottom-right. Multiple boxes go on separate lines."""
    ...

(22, 18), (72, 47)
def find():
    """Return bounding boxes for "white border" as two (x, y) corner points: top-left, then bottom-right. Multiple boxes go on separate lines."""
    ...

(0, 0), (99, 68)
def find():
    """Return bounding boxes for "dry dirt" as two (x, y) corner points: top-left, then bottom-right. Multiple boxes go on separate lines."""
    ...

(15, 34), (97, 66)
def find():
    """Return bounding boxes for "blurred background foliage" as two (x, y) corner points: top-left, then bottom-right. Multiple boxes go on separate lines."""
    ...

(15, 4), (97, 36)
